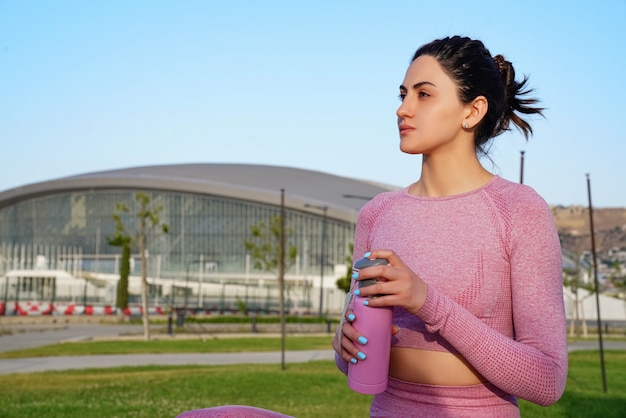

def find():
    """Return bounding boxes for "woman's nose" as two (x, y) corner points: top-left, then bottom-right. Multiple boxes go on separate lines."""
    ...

(396, 98), (412, 119)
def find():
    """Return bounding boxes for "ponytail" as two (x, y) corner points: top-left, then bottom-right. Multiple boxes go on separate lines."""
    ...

(492, 54), (544, 139)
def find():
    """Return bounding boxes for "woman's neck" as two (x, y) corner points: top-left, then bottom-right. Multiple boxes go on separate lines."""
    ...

(409, 153), (493, 197)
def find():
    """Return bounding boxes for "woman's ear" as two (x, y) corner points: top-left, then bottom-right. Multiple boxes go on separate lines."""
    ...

(462, 96), (488, 130)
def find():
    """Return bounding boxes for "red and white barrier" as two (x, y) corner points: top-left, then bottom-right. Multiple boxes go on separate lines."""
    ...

(0, 302), (278, 317)
(55, 304), (85, 315)
(84, 305), (117, 315)
(14, 301), (54, 316)
(0, 302), (166, 316)
(122, 306), (166, 315)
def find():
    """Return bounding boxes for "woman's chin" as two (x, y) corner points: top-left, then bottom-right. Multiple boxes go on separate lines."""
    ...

(399, 143), (423, 155)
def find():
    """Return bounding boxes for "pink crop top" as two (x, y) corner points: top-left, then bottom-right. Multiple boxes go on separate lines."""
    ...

(336, 176), (568, 406)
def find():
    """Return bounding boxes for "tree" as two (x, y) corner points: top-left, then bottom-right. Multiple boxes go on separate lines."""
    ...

(244, 215), (297, 277)
(563, 252), (594, 337)
(108, 192), (169, 341)
(609, 261), (626, 328)
(336, 243), (354, 293)
(243, 216), (298, 313)
(244, 210), (298, 370)
(107, 232), (131, 313)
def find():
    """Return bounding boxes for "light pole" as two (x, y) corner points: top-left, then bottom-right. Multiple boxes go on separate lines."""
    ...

(586, 173), (607, 392)
(305, 203), (328, 317)
(519, 151), (525, 184)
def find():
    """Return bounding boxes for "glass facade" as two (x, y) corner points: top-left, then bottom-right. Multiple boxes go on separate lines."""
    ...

(0, 188), (355, 313)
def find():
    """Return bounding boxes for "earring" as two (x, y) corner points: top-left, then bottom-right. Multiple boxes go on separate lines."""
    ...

(463, 123), (470, 129)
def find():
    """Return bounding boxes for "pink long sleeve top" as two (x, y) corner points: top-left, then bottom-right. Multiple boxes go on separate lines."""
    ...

(336, 175), (568, 406)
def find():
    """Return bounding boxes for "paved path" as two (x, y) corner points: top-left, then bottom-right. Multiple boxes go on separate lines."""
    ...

(565, 339), (626, 352)
(1, 322), (625, 375)
(0, 350), (336, 374)
(0, 321), (337, 375)
(0, 323), (144, 353)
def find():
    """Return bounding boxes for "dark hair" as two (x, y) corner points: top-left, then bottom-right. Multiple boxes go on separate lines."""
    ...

(412, 36), (543, 155)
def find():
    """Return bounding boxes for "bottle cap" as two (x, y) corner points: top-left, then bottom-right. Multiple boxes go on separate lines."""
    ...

(353, 257), (388, 289)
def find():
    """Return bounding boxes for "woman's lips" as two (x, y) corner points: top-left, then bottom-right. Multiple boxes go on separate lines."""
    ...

(399, 124), (414, 135)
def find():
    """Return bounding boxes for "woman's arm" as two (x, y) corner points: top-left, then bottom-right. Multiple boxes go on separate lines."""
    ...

(416, 195), (568, 405)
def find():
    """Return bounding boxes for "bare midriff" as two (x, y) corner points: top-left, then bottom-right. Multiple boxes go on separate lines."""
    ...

(389, 346), (486, 386)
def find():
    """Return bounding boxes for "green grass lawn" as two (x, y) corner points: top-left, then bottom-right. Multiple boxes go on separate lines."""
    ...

(0, 336), (334, 358)
(0, 337), (624, 417)
(518, 350), (626, 417)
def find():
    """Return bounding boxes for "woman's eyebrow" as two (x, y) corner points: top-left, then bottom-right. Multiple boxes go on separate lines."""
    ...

(399, 81), (437, 91)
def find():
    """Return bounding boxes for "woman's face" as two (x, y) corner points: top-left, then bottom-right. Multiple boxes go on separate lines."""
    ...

(396, 55), (468, 156)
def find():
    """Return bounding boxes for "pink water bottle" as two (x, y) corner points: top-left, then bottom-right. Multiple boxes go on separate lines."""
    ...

(348, 257), (392, 395)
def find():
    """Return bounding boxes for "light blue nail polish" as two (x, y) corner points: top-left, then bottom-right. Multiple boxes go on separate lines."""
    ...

(351, 272), (359, 280)
(363, 299), (369, 306)
(364, 251), (371, 258)
(350, 357), (357, 364)
(357, 351), (366, 360)
(358, 336), (368, 345)
(347, 313), (355, 321)
(354, 289), (361, 296)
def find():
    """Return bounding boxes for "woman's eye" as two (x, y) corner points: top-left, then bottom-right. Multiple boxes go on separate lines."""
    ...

(418, 91), (430, 98)
(398, 93), (406, 102)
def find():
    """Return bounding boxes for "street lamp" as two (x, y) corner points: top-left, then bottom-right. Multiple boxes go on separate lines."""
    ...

(304, 203), (328, 317)
(519, 151), (525, 184)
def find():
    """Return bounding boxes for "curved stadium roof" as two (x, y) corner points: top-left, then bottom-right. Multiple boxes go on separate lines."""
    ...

(0, 164), (400, 223)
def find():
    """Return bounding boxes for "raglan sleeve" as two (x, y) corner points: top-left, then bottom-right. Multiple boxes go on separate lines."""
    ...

(415, 191), (568, 405)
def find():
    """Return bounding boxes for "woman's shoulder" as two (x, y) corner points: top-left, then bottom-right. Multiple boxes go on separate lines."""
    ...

(355, 188), (405, 225)
(487, 176), (553, 222)
(360, 188), (405, 212)
(490, 176), (549, 207)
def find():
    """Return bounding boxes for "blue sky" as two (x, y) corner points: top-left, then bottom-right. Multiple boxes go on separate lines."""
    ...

(1, 0), (625, 207)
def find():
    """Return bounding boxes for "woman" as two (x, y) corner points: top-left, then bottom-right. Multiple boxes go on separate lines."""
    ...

(332, 35), (568, 417)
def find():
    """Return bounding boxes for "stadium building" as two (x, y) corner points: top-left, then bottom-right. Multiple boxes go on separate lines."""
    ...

(0, 164), (396, 316)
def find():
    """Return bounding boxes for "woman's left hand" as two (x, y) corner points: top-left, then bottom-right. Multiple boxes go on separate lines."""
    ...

(354, 249), (428, 315)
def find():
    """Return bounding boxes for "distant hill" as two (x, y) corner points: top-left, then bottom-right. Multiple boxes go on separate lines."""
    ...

(551, 206), (626, 255)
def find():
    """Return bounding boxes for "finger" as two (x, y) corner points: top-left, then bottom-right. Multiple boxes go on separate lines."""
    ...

(340, 316), (369, 363)
(355, 292), (395, 308)
(344, 309), (357, 323)
(354, 281), (387, 298)
(341, 334), (366, 364)
(353, 258), (395, 286)
(367, 249), (402, 267)
(332, 333), (343, 355)
(341, 316), (360, 340)
(332, 334), (338, 352)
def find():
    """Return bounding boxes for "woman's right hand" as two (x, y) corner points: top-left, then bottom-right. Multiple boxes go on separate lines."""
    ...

(332, 307), (400, 364)
(332, 308), (365, 364)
